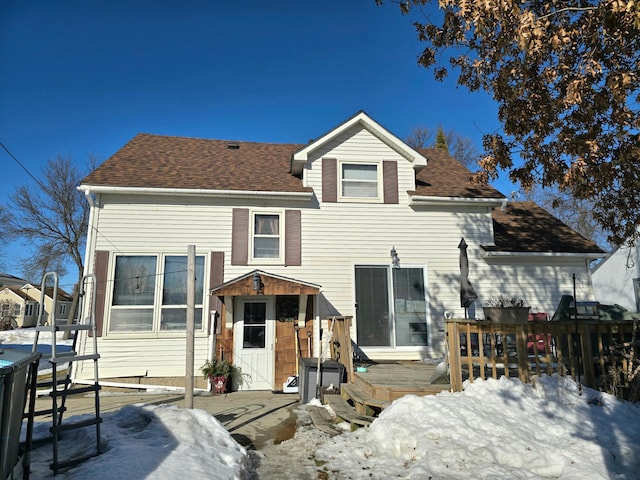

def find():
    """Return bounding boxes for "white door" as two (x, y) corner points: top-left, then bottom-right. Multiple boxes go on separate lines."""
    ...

(233, 297), (275, 390)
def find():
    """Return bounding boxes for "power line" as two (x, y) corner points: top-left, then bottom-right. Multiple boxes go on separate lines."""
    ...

(0, 141), (47, 191)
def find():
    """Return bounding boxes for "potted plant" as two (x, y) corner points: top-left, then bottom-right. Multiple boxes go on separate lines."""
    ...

(201, 358), (242, 394)
(483, 296), (530, 323)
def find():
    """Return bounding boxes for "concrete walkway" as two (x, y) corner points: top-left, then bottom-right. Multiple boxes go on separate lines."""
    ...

(33, 390), (302, 450)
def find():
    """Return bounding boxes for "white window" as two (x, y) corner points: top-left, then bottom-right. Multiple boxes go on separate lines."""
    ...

(160, 255), (205, 331)
(25, 304), (35, 317)
(59, 304), (67, 315)
(355, 266), (428, 348)
(252, 212), (282, 261)
(14, 303), (21, 316)
(109, 254), (205, 334)
(340, 163), (380, 200)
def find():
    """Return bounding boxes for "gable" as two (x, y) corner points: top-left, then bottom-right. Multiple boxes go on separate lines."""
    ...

(0, 287), (30, 302)
(291, 111), (427, 176)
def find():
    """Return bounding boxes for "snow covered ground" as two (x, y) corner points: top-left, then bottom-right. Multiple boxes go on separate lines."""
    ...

(3, 329), (640, 479)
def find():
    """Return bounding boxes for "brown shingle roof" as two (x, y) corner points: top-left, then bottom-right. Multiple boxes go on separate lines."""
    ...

(485, 201), (605, 254)
(410, 148), (505, 199)
(81, 134), (312, 193)
(82, 134), (506, 200)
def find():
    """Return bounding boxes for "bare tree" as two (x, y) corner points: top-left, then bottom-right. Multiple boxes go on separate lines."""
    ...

(4, 155), (95, 323)
(406, 126), (434, 149)
(523, 185), (611, 250)
(0, 205), (8, 269)
(0, 298), (19, 330)
(447, 133), (480, 170)
(407, 126), (480, 169)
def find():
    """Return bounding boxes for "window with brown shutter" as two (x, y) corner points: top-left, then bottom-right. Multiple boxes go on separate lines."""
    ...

(233, 209), (302, 266)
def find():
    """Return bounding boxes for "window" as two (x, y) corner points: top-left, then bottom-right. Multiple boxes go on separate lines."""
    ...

(109, 254), (205, 333)
(111, 256), (156, 332)
(161, 256), (205, 331)
(243, 302), (266, 348)
(355, 266), (428, 347)
(252, 213), (281, 260)
(25, 304), (35, 317)
(59, 304), (67, 315)
(14, 303), (21, 316)
(341, 163), (379, 199)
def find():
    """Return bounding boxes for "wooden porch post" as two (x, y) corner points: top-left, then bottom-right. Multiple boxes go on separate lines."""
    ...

(446, 320), (463, 392)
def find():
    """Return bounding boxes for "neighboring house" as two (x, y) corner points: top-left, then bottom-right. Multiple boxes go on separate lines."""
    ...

(0, 272), (27, 287)
(592, 242), (640, 312)
(74, 111), (604, 390)
(0, 283), (72, 328)
(0, 287), (27, 328)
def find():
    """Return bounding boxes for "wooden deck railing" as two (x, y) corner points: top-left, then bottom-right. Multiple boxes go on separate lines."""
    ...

(445, 318), (638, 392)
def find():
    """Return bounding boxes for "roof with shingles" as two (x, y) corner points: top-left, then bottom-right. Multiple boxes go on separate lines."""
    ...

(81, 134), (503, 199)
(486, 201), (605, 254)
(81, 134), (601, 256)
(413, 147), (505, 199)
(40, 286), (73, 302)
(82, 134), (312, 193)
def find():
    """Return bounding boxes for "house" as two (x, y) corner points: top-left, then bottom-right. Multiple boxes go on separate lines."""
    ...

(592, 242), (640, 312)
(0, 272), (27, 287)
(0, 283), (73, 328)
(74, 111), (604, 390)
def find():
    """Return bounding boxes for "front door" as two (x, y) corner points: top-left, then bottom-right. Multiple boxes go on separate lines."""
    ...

(233, 297), (275, 390)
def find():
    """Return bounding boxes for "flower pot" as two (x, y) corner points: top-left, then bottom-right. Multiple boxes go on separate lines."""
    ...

(209, 375), (229, 394)
(483, 307), (530, 323)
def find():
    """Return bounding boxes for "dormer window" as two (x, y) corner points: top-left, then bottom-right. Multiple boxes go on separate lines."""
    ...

(341, 163), (379, 199)
(323, 158), (397, 204)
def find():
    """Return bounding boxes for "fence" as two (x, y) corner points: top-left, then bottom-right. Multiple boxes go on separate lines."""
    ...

(445, 318), (638, 393)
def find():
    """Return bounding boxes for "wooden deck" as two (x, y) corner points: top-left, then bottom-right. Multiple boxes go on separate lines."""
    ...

(338, 362), (451, 417)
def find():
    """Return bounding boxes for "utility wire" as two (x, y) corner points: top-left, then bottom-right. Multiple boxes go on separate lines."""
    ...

(0, 141), (48, 191)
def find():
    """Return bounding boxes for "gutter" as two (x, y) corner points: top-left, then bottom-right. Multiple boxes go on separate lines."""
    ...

(482, 250), (606, 259)
(78, 185), (314, 201)
(409, 195), (505, 207)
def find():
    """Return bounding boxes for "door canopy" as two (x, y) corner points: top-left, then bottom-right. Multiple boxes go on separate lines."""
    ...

(210, 269), (320, 297)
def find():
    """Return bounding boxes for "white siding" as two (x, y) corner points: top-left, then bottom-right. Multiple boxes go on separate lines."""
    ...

(78, 123), (596, 375)
(593, 245), (640, 312)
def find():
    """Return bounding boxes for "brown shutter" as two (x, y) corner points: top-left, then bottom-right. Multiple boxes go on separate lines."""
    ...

(209, 251), (224, 334)
(383, 160), (399, 204)
(231, 208), (249, 265)
(92, 250), (109, 337)
(285, 210), (302, 266)
(322, 157), (337, 203)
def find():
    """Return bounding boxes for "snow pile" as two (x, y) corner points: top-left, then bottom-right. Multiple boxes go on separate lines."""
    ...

(315, 375), (640, 479)
(27, 404), (248, 479)
(4, 328), (640, 479)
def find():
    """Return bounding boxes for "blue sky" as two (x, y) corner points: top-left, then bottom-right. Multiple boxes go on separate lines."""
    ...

(1, 0), (509, 288)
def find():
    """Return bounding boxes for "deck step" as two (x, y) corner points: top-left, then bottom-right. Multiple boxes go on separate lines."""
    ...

(341, 383), (390, 416)
(307, 405), (341, 436)
(324, 394), (375, 430)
